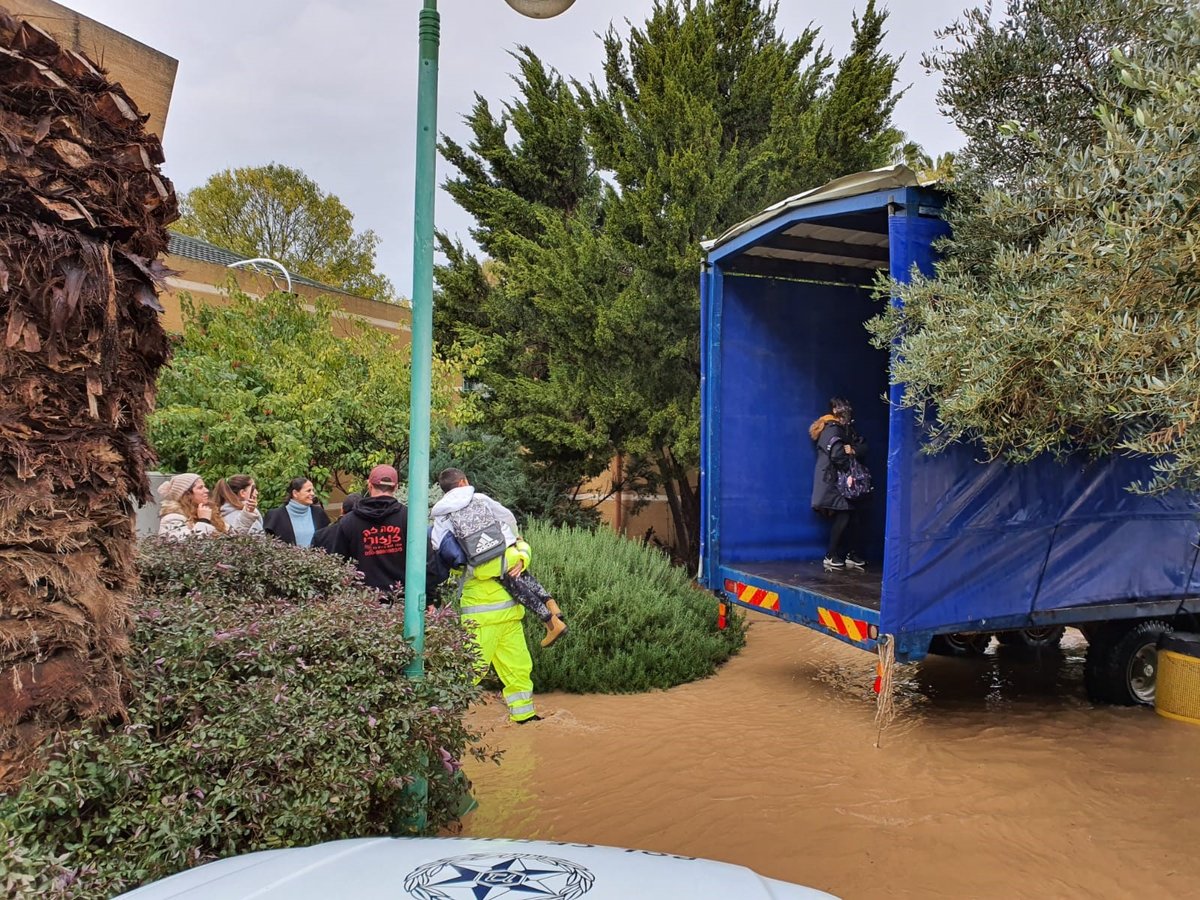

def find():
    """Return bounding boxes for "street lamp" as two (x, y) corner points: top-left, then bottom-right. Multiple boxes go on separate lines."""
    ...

(503, 0), (576, 17)
(403, 0), (576, 681)
(226, 257), (293, 294)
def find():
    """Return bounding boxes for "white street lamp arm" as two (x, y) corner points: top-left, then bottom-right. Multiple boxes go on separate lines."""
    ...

(227, 257), (293, 294)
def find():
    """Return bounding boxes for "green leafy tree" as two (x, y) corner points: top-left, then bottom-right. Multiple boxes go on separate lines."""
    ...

(923, 0), (1147, 187)
(870, 0), (1200, 490)
(437, 47), (618, 507)
(176, 163), (395, 302)
(764, 0), (904, 193)
(149, 289), (458, 502)
(437, 1), (904, 564)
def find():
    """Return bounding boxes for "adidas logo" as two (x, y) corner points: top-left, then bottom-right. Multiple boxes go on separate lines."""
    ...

(472, 532), (502, 553)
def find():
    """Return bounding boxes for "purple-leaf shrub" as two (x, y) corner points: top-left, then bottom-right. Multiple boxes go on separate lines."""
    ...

(2, 536), (497, 897)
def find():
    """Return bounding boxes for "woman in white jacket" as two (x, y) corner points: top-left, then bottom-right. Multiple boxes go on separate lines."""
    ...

(212, 474), (264, 535)
(157, 473), (226, 538)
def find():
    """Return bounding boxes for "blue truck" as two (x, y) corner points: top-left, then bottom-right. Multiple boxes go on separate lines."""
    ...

(698, 166), (1200, 706)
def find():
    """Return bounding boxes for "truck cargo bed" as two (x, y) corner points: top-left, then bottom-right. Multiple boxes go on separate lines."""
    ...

(720, 561), (883, 652)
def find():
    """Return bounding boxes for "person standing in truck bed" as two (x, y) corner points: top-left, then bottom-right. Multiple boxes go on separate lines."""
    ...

(810, 396), (867, 571)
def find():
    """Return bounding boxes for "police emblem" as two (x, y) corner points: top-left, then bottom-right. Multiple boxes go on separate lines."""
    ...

(404, 851), (595, 900)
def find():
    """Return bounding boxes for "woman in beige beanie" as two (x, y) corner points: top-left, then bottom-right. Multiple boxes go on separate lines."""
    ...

(157, 474), (227, 538)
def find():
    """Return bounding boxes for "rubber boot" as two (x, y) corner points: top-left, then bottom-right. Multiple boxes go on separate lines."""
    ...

(541, 599), (568, 648)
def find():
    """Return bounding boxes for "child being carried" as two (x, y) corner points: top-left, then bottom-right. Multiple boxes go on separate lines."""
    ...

(429, 467), (568, 647)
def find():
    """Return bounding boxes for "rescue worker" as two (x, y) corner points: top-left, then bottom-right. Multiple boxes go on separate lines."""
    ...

(431, 468), (567, 647)
(437, 527), (540, 724)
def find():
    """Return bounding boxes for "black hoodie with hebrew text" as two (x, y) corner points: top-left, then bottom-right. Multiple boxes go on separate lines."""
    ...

(331, 495), (409, 592)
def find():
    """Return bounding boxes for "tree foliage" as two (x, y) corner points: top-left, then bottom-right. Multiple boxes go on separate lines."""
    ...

(870, 0), (1200, 491)
(894, 138), (957, 181)
(149, 289), (458, 503)
(430, 425), (599, 529)
(923, 0), (1147, 187)
(436, 0), (904, 563)
(176, 163), (395, 302)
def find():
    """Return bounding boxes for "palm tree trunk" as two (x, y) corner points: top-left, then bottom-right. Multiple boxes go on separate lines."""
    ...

(0, 10), (176, 788)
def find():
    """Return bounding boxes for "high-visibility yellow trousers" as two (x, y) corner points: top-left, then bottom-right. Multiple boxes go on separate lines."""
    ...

(465, 614), (536, 722)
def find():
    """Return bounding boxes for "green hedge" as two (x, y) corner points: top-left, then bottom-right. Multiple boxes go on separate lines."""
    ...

(1, 537), (491, 899)
(517, 523), (745, 693)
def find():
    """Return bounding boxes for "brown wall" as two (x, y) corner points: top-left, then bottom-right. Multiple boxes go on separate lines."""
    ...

(6, 0), (177, 138)
(582, 455), (683, 549)
(161, 257), (412, 343)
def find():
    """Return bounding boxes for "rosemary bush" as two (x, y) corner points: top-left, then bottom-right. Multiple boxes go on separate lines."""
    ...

(517, 523), (746, 693)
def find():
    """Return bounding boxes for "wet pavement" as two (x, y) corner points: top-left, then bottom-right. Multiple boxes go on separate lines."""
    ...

(461, 617), (1200, 899)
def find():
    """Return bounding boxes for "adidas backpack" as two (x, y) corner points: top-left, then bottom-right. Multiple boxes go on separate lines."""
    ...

(447, 496), (509, 566)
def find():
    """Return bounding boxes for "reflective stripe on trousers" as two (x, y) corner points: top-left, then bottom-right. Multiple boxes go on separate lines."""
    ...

(460, 599), (517, 615)
(505, 689), (535, 719)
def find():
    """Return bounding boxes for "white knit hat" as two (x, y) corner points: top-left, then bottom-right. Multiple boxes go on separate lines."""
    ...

(157, 473), (201, 503)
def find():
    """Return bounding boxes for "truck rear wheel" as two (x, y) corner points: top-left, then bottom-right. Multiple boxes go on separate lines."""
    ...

(997, 626), (1066, 650)
(928, 632), (992, 657)
(1086, 620), (1173, 706)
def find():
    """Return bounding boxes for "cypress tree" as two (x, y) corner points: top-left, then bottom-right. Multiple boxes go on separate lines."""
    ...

(438, 1), (905, 563)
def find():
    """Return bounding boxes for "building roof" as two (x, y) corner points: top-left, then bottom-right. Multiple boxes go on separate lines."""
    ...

(166, 230), (355, 295)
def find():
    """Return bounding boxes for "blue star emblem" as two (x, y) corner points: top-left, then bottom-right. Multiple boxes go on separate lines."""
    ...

(405, 852), (594, 900)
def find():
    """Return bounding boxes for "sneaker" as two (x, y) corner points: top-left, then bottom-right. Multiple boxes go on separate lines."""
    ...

(844, 554), (866, 569)
(823, 557), (845, 570)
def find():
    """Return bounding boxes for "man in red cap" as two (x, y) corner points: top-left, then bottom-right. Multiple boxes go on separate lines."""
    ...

(331, 464), (410, 596)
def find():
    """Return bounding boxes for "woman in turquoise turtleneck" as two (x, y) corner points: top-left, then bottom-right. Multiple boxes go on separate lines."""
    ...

(263, 477), (330, 547)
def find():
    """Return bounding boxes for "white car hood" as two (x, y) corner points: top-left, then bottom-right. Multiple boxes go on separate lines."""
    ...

(115, 836), (837, 899)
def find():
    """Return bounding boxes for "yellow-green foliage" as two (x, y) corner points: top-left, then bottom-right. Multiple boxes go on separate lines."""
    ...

(150, 289), (460, 503)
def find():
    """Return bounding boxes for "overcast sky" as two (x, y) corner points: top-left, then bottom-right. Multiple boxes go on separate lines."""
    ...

(66, 0), (972, 296)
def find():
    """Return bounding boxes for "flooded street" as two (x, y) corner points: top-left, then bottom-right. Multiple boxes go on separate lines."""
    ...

(461, 617), (1200, 899)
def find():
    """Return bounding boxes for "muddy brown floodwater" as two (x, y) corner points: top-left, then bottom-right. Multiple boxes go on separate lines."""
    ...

(460, 617), (1200, 899)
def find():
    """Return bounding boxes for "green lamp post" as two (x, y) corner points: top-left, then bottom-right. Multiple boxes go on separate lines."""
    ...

(403, 0), (577, 680)
(399, 0), (576, 835)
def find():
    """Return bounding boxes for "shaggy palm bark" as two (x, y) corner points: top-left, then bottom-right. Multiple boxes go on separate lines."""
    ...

(0, 8), (176, 787)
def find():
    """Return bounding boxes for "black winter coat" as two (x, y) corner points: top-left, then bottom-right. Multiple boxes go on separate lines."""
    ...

(811, 419), (867, 512)
(263, 503), (331, 546)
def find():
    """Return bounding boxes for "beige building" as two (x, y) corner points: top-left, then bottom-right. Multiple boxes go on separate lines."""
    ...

(582, 458), (686, 549)
(6, 0), (176, 138)
(3, 3), (409, 340)
(163, 231), (412, 342)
